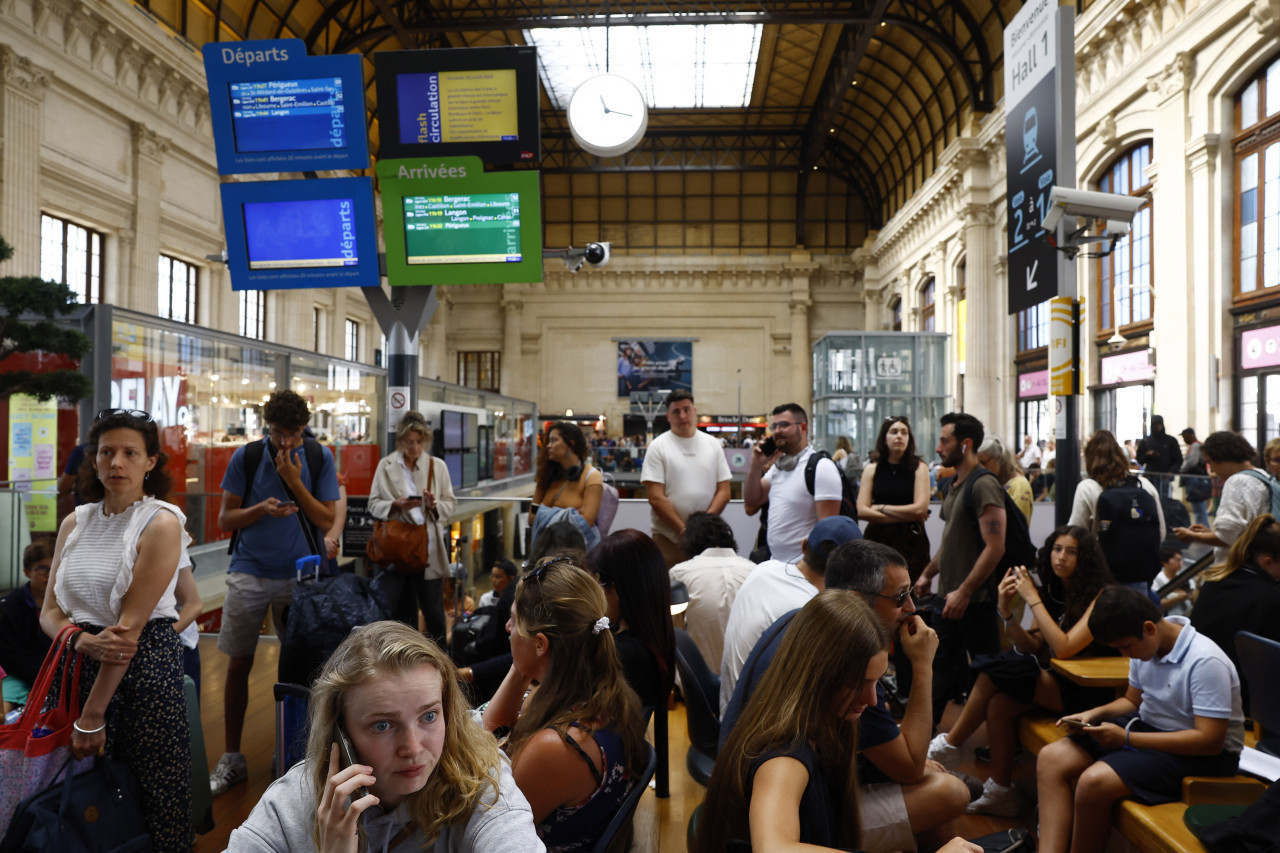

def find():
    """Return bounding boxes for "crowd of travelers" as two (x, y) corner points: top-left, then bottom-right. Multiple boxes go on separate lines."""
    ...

(3, 388), (1278, 853)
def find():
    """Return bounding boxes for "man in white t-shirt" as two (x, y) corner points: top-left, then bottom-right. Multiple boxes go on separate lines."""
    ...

(743, 402), (844, 564)
(1018, 434), (1041, 469)
(641, 390), (732, 567)
(669, 511), (757, 670)
(719, 514), (863, 713)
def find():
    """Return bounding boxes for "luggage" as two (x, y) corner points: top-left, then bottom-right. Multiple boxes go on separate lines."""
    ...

(961, 468), (1037, 591)
(0, 756), (151, 853)
(1096, 475), (1162, 583)
(272, 683), (311, 780)
(278, 556), (388, 686)
(184, 675), (214, 835)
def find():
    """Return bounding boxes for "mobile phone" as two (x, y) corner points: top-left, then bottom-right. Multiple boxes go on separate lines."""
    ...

(335, 727), (370, 800)
(760, 436), (777, 456)
(276, 500), (297, 508)
(404, 495), (422, 503)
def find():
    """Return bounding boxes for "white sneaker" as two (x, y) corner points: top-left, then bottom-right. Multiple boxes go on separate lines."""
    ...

(209, 752), (248, 796)
(966, 778), (1021, 817)
(927, 732), (963, 770)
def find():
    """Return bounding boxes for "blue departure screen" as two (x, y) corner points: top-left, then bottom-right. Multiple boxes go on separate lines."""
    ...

(230, 77), (347, 153)
(243, 198), (359, 270)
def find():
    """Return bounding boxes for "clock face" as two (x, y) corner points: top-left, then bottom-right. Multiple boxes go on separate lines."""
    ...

(567, 74), (649, 158)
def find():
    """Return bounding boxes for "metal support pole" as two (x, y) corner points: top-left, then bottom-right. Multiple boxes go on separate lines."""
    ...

(363, 283), (438, 455)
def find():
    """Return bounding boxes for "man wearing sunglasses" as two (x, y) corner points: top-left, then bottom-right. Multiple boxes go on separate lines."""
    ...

(743, 402), (844, 564)
(210, 390), (339, 796)
(721, 540), (970, 853)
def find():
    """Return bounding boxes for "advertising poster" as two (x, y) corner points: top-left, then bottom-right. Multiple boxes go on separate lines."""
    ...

(8, 394), (57, 532)
(617, 340), (693, 397)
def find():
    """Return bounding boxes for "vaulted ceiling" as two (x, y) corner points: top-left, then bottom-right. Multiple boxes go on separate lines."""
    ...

(152, 0), (1025, 251)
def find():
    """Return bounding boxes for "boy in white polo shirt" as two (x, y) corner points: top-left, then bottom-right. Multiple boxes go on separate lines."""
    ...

(1035, 586), (1243, 853)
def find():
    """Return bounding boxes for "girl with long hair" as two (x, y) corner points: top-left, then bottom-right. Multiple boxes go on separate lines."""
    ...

(856, 416), (931, 582)
(530, 422), (604, 550)
(976, 434), (1033, 525)
(228, 620), (542, 851)
(584, 529), (676, 710)
(483, 559), (646, 852)
(927, 525), (1117, 816)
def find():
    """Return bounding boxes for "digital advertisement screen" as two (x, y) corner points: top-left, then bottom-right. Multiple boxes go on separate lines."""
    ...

(374, 46), (539, 163)
(220, 177), (380, 290)
(403, 192), (522, 265)
(397, 69), (519, 146)
(443, 411), (464, 450)
(230, 76), (347, 153)
(243, 198), (360, 270)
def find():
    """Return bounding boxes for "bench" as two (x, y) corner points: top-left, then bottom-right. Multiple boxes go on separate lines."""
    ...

(1015, 713), (1267, 853)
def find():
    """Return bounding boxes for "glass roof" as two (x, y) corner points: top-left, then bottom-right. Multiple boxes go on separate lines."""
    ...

(524, 22), (763, 110)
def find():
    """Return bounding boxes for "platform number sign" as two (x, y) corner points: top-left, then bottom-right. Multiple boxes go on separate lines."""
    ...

(1004, 1), (1063, 315)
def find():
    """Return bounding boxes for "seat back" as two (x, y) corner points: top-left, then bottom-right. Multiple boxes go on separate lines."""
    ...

(673, 628), (721, 758)
(273, 682), (312, 779)
(1236, 631), (1280, 741)
(590, 743), (657, 853)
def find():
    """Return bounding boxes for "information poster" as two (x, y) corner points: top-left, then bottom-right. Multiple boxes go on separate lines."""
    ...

(617, 340), (693, 397)
(8, 394), (57, 532)
(398, 69), (519, 145)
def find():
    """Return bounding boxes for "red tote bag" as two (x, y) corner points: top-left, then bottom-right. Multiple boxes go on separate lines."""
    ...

(0, 626), (92, 830)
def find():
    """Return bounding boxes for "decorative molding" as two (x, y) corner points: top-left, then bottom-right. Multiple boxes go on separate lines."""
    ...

(1184, 133), (1221, 176)
(960, 203), (994, 228)
(1145, 50), (1195, 103)
(132, 121), (169, 159)
(0, 44), (51, 99)
(1097, 112), (1118, 147)
(1254, 0), (1280, 36)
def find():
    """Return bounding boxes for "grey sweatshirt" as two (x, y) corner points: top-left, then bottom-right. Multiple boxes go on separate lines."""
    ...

(224, 756), (545, 853)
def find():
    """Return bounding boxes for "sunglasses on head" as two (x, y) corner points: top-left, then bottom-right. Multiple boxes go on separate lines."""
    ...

(523, 555), (575, 584)
(95, 408), (153, 424)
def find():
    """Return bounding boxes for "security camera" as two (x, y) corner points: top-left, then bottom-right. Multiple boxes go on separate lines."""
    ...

(563, 255), (586, 273)
(584, 242), (611, 268)
(1040, 186), (1147, 234)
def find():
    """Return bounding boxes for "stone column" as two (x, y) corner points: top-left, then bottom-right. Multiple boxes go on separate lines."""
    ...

(128, 122), (169, 315)
(790, 298), (811, 407)
(1185, 132), (1222, 430)
(422, 292), (450, 381)
(961, 203), (999, 418)
(0, 47), (49, 275)
(1146, 51), (1196, 427)
(500, 285), (523, 397)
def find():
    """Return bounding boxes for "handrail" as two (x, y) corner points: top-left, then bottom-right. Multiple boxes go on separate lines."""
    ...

(1154, 549), (1215, 597)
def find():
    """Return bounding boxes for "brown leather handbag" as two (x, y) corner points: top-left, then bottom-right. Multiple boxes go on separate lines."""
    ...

(366, 458), (433, 574)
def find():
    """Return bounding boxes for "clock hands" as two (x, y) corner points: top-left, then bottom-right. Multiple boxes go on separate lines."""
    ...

(599, 93), (633, 118)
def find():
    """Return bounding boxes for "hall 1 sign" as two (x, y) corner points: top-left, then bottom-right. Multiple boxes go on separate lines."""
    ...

(1004, 0), (1075, 315)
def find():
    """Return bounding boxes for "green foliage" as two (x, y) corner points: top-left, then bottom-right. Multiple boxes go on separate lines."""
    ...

(0, 233), (94, 402)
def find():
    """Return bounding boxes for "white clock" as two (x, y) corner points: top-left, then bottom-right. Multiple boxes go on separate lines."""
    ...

(567, 74), (649, 158)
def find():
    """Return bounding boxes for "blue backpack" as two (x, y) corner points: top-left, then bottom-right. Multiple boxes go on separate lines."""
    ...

(1237, 468), (1280, 518)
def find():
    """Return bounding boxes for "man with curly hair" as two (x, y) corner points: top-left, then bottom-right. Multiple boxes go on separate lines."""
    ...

(210, 390), (339, 795)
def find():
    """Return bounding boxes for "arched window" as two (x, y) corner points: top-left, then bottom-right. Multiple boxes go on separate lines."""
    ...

(1094, 143), (1153, 335)
(920, 277), (936, 331)
(1236, 57), (1280, 300)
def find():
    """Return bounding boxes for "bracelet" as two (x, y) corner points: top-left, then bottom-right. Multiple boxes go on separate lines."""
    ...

(72, 719), (107, 735)
(1000, 611), (1014, 623)
(1030, 600), (1045, 609)
(68, 630), (82, 652)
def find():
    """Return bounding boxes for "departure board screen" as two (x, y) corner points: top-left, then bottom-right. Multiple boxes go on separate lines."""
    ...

(243, 198), (360, 269)
(397, 70), (519, 145)
(230, 77), (347, 153)
(402, 192), (522, 264)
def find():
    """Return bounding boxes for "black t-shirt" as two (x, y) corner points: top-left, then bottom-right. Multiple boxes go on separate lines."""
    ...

(613, 628), (664, 711)
(1190, 564), (1280, 702)
(870, 459), (918, 507)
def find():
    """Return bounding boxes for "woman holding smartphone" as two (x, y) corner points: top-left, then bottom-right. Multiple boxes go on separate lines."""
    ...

(369, 412), (457, 645)
(227, 621), (543, 852)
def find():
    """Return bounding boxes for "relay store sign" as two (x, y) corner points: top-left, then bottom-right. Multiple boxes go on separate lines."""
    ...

(1018, 369), (1049, 398)
(111, 376), (190, 428)
(1100, 350), (1155, 386)
(1241, 324), (1280, 370)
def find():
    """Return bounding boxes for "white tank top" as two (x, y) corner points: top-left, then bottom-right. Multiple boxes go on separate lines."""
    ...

(54, 497), (192, 625)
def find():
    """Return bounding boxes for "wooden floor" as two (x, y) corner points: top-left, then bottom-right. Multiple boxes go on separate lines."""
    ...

(192, 635), (1034, 852)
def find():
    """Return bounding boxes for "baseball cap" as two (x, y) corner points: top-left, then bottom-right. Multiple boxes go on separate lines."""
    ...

(1181, 427), (1196, 437)
(803, 516), (863, 572)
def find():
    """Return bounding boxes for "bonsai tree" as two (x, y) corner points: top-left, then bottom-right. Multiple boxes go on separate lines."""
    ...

(0, 234), (93, 401)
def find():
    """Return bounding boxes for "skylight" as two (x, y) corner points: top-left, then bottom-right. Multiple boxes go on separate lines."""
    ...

(525, 22), (763, 110)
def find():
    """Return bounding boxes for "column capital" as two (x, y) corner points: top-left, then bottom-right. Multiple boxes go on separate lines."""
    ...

(1254, 0), (1280, 37)
(960, 203), (994, 228)
(1145, 51), (1195, 105)
(0, 46), (50, 100)
(131, 121), (170, 160)
(1185, 134), (1221, 176)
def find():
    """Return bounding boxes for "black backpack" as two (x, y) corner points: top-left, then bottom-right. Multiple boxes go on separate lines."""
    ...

(227, 437), (327, 557)
(961, 467), (1037, 590)
(805, 449), (860, 521)
(1095, 475), (1162, 584)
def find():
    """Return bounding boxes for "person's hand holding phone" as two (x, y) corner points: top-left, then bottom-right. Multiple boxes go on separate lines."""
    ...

(1012, 565), (1039, 605)
(317, 743), (377, 853)
(261, 497), (300, 518)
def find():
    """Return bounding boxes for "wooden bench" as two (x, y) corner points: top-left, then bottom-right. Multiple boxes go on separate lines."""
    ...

(1015, 713), (1267, 853)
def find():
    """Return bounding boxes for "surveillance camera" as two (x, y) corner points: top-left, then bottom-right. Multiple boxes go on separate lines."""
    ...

(1040, 186), (1147, 233)
(584, 242), (611, 268)
(563, 256), (586, 274)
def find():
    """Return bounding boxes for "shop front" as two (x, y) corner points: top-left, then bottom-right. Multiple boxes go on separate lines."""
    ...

(1236, 320), (1280, 451)
(1016, 368), (1051, 447)
(1093, 349), (1156, 445)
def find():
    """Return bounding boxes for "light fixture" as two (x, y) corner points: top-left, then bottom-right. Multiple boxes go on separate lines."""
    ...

(210, 374), (220, 382)
(269, 381), (276, 388)
(241, 378), (249, 385)
(1108, 328), (1126, 345)
(565, 408), (574, 417)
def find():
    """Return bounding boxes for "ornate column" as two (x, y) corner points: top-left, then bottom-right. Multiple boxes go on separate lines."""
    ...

(422, 292), (450, 381)
(127, 121), (169, 314)
(0, 47), (50, 275)
(786, 253), (816, 408)
(961, 202), (999, 418)
(500, 285), (524, 397)
(1185, 133), (1222, 428)
(1146, 51), (1196, 425)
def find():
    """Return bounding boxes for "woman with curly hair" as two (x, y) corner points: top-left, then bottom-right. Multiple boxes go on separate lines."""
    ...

(1068, 429), (1166, 589)
(530, 422), (604, 550)
(584, 530), (676, 711)
(227, 620), (543, 852)
(483, 559), (646, 852)
(927, 525), (1118, 816)
(696, 590), (980, 853)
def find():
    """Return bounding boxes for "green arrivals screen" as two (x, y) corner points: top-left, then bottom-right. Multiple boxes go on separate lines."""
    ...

(403, 192), (521, 264)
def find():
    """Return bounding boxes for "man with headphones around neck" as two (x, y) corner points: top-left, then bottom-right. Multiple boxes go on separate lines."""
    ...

(913, 412), (1007, 725)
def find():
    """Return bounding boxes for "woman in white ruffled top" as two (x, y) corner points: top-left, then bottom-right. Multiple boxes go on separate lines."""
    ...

(41, 408), (194, 852)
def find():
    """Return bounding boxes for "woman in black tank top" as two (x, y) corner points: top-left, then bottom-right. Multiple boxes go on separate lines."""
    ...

(856, 416), (931, 582)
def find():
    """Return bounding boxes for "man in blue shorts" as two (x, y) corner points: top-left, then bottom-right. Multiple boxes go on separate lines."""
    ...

(721, 540), (970, 853)
(1037, 586), (1244, 853)
(209, 390), (339, 795)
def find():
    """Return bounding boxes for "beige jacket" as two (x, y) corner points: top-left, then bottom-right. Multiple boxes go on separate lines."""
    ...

(368, 450), (458, 579)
